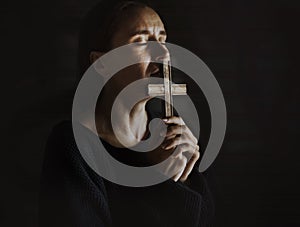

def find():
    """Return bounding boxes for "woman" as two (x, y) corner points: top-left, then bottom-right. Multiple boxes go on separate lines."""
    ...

(39, 1), (214, 226)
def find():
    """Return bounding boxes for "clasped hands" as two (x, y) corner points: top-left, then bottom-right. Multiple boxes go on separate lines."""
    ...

(146, 116), (200, 182)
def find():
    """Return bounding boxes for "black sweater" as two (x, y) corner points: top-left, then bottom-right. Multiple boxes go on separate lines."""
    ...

(39, 121), (214, 227)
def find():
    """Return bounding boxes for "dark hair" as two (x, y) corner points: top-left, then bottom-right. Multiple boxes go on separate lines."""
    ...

(78, 0), (150, 78)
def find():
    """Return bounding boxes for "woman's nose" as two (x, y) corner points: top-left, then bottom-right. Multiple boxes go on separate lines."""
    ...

(149, 41), (170, 63)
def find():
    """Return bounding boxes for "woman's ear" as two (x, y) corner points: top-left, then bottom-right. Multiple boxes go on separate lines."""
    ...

(90, 51), (105, 64)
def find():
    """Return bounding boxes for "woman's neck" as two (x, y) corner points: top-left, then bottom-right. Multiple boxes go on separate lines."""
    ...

(95, 89), (149, 148)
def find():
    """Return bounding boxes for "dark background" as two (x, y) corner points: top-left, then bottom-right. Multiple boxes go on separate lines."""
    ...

(1, 0), (300, 226)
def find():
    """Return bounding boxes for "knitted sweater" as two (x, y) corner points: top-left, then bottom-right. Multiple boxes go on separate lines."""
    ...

(38, 121), (214, 227)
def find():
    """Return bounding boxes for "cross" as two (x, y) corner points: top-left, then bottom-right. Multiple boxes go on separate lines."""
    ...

(148, 60), (187, 117)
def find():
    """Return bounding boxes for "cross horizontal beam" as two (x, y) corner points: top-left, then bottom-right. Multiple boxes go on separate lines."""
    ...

(148, 84), (187, 97)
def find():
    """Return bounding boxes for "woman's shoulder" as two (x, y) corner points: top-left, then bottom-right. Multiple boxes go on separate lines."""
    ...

(39, 120), (112, 226)
(44, 120), (76, 160)
(48, 120), (73, 141)
(46, 120), (92, 154)
(42, 119), (109, 200)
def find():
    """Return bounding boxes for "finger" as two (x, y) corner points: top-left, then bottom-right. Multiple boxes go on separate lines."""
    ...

(171, 155), (187, 182)
(162, 120), (198, 145)
(172, 168), (184, 182)
(163, 135), (196, 150)
(163, 116), (185, 125)
(164, 134), (177, 141)
(180, 149), (200, 182)
(160, 155), (185, 179)
(172, 143), (194, 157)
(162, 136), (182, 150)
(164, 125), (185, 137)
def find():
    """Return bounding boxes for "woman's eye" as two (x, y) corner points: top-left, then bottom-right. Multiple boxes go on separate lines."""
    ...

(133, 40), (166, 46)
(135, 40), (148, 46)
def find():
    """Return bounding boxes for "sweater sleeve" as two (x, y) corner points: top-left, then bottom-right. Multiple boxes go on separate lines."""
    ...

(39, 121), (215, 227)
(38, 121), (112, 227)
(183, 169), (215, 227)
(105, 168), (214, 227)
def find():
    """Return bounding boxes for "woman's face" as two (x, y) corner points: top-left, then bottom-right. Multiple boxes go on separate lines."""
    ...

(106, 7), (169, 93)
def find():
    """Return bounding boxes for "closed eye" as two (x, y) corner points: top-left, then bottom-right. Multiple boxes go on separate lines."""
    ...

(134, 41), (148, 46)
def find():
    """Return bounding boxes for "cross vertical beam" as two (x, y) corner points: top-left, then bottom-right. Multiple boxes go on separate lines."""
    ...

(148, 60), (187, 117)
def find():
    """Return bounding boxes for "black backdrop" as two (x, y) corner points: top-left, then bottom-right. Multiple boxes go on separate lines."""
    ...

(1, 0), (300, 226)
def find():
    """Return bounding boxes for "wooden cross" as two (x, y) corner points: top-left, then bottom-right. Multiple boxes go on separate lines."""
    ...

(148, 60), (187, 117)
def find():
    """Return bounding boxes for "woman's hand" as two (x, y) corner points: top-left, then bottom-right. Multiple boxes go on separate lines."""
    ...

(146, 116), (200, 182)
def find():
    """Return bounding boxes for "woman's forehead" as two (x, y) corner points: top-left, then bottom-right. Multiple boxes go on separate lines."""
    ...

(121, 7), (165, 36)
(110, 6), (166, 47)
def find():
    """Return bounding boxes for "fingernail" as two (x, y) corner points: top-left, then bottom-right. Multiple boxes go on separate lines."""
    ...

(161, 143), (168, 149)
(163, 118), (168, 122)
(164, 145), (170, 150)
